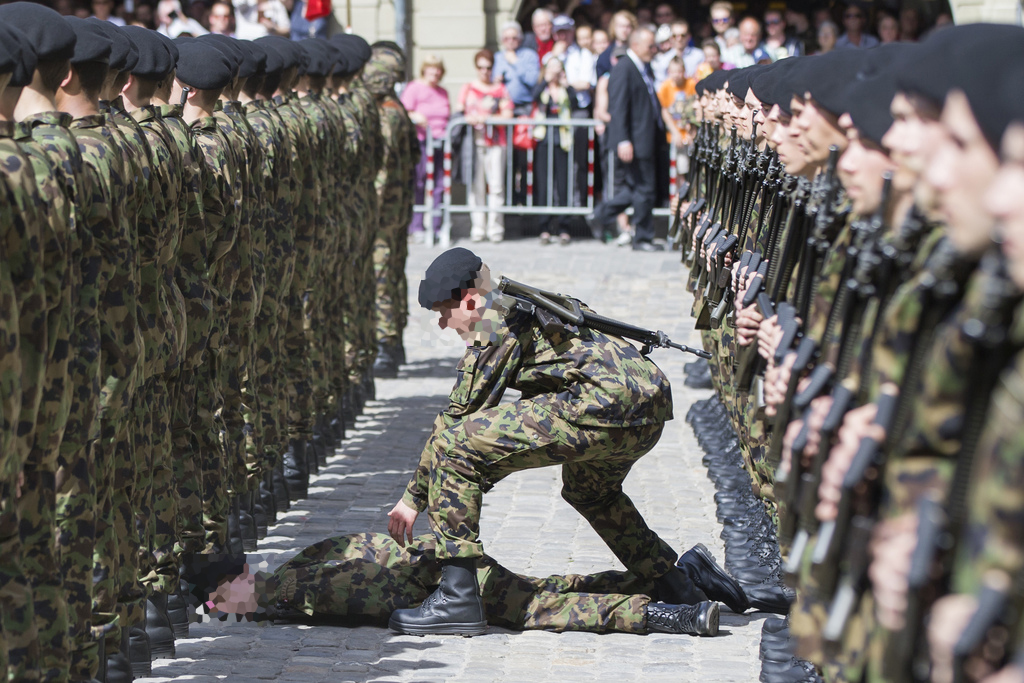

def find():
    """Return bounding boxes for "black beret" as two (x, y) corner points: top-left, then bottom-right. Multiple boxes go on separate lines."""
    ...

(0, 2), (77, 63)
(897, 24), (1024, 110)
(0, 24), (36, 84)
(65, 17), (113, 65)
(199, 34), (243, 77)
(750, 58), (796, 107)
(237, 40), (268, 78)
(792, 51), (870, 117)
(154, 30), (180, 64)
(256, 35), (303, 71)
(726, 65), (762, 101)
(345, 34), (372, 64)
(298, 39), (338, 77)
(418, 248), (485, 309)
(841, 71), (898, 147)
(175, 40), (234, 91)
(2, 24), (37, 88)
(86, 17), (134, 71)
(253, 40), (284, 74)
(695, 68), (729, 97)
(122, 26), (175, 81)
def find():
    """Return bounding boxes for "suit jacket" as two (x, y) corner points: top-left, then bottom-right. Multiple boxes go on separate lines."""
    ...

(607, 55), (661, 160)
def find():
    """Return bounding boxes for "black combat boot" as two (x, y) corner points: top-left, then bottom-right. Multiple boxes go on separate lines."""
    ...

(128, 624), (151, 677)
(145, 593), (175, 660)
(653, 566), (707, 605)
(677, 543), (749, 613)
(342, 387), (358, 425)
(272, 461), (291, 512)
(309, 417), (325, 475)
(104, 627), (132, 683)
(226, 496), (244, 555)
(362, 366), (376, 401)
(644, 601), (720, 636)
(259, 470), (276, 529)
(394, 338), (406, 366)
(388, 558), (487, 636)
(282, 439), (308, 500)
(94, 634), (105, 683)
(238, 491), (258, 552)
(251, 485), (269, 539)
(166, 583), (190, 639)
(373, 341), (398, 379)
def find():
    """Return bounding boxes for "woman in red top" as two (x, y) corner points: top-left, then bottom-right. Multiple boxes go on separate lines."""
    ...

(457, 49), (513, 242)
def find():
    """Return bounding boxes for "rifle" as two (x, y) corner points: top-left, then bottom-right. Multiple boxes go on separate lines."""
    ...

(951, 570), (1024, 683)
(816, 239), (972, 644)
(497, 277), (712, 358)
(885, 249), (1021, 682)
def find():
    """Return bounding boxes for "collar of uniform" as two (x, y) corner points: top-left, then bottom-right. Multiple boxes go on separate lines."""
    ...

(23, 110), (74, 129)
(0, 120), (15, 138)
(214, 100), (225, 112)
(156, 103), (183, 119)
(190, 115), (219, 132)
(99, 99), (112, 113)
(224, 100), (246, 115)
(70, 113), (108, 129)
(131, 105), (158, 124)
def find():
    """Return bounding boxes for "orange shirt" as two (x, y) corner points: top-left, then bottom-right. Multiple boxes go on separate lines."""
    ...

(658, 79), (690, 143)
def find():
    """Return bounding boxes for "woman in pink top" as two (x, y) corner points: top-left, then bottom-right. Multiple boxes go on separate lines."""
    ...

(401, 54), (451, 239)
(457, 48), (513, 242)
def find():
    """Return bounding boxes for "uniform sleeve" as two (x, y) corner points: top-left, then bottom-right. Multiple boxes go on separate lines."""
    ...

(402, 318), (525, 510)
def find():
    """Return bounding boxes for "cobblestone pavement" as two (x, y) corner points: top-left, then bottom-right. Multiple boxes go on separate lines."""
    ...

(139, 238), (764, 683)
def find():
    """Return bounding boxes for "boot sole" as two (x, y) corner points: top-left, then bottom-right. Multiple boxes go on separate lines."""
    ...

(700, 602), (720, 637)
(387, 616), (487, 637)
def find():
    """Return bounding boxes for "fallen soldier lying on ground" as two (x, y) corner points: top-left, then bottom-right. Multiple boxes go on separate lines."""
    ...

(185, 532), (749, 637)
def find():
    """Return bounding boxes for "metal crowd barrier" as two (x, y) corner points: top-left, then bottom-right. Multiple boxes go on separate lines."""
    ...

(412, 116), (681, 248)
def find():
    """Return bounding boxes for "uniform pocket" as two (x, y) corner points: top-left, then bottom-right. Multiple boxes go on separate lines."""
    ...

(448, 351), (480, 408)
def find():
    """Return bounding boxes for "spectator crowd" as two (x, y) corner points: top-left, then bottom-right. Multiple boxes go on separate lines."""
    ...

(397, 0), (951, 248)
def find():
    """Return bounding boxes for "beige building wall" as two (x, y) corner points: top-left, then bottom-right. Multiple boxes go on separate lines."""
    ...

(330, 0), (525, 105)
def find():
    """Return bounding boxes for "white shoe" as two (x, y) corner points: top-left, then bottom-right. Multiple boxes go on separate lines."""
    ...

(616, 232), (633, 247)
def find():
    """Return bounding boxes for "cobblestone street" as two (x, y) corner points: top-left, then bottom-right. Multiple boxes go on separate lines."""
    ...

(138, 237), (764, 683)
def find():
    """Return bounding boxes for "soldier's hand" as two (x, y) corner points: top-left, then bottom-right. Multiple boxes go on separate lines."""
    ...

(735, 306), (763, 347)
(780, 418), (805, 471)
(764, 351), (795, 416)
(387, 500), (419, 547)
(816, 403), (881, 522)
(868, 513), (918, 631)
(757, 315), (780, 360)
(929, 593), (980, 683)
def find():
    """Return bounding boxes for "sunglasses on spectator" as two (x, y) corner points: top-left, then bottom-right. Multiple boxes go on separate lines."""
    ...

(711, 17), (731, 24)
(844, 12), (863, 18)
(477, 63), (493, 70)
(672, 32), (689, 38)
(765, 17), (782, 24)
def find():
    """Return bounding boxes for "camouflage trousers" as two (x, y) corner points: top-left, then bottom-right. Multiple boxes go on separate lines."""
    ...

(251, 300), (286, 480)
(283, 291), (314, 438)
(263, 533), (649, 634)
(168, 364), (207, 557)
(0, 478), (34, 681)
(196, 350), (229, 551)
(0, 270), (18, 474)
(424, 400), (678, 581)
(220, 331), (250, 495)
(373, 223), (408, 346)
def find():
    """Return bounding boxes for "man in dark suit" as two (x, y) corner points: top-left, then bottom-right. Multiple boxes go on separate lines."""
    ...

(590, 27), (666, 251)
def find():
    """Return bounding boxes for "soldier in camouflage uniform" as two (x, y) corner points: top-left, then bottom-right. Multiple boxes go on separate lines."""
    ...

(388, 248), (747, 635)
(0, 28), (50, 681)
(334, 34), (383, 406)
(366, 43), (419, 380)
(189, 533), (723, 637)
(171, 41), (240, 556)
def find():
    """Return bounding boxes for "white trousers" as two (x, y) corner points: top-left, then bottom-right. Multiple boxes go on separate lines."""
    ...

(469, 143), (505, 241)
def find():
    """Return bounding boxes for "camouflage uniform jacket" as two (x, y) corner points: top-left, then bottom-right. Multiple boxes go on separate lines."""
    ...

(0, 125), (49, 475)
(68, 114), (142, 420)
(374, 95), (418, 232)
(425, 299), (674, 433)
(190, 115), (240, 353)
(157, 104), (213, 371)
(273, 94), (319, 297)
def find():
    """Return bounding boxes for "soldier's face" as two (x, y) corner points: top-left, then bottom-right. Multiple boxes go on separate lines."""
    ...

(762, 104), (781, 150)
(837, 113), (896, 216)
(882, 92), (944, 196)
(776, 101), (810, 176)
(794, 96), (847, 169)
(435, 291), (486, 338)
(989, 124), (1024, 288)
(745, 89), (763, 144)
(926, 90), (999, 257)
